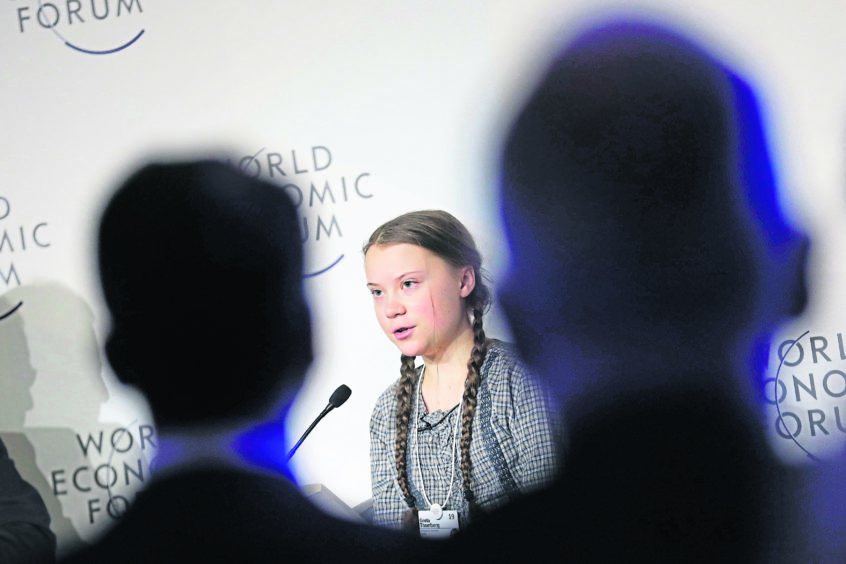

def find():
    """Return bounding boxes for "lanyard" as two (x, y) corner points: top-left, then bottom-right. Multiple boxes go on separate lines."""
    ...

(411, 366), (462, 520)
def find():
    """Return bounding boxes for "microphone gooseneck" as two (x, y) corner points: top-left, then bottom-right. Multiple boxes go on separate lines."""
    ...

(287, 385), (352, 461)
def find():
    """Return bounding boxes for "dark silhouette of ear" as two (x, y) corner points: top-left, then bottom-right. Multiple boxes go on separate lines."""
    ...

(104, 328), (140, 387)
(785, 235), (810, 318)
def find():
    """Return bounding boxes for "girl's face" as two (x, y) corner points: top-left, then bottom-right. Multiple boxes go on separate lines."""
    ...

(365, 243), (475, 361)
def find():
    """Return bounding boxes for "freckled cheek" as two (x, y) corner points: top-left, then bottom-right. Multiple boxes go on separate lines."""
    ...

(406, 297), (433, 325)
(431, 288), (461, 324)
(410, 299), (440, 327)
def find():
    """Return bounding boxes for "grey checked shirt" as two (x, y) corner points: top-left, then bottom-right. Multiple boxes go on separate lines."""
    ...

(369, 340), (561, 529)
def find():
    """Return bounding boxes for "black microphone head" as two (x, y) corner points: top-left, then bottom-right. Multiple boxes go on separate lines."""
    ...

(328, 384), (351, 408)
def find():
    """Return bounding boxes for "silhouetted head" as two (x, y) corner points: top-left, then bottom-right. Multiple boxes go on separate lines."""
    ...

(99, 160), (312, 430)
(499, 21), (807, 378)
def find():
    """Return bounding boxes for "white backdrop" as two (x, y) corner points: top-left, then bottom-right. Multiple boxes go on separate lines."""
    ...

(2, 0), (846, 553)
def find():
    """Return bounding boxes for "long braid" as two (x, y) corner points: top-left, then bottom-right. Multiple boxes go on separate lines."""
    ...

(364, 209), (492, 524)
(459, 304), (488, 512)
(395, 353), (417, 508)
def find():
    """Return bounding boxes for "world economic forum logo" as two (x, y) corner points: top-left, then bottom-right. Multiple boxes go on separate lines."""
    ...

(13, 0), (145, 55)
(234, 146), (375, 278)
(0, 299), (22, 321)
(0, 195), (51, 292)
(764, 329), (846, 461)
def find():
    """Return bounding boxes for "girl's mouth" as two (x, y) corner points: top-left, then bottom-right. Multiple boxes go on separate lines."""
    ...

(394, 326), (414, 340)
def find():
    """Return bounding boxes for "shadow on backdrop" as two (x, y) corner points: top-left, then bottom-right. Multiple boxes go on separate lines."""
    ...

(451, 18), (812, 563)
(0, 292), (56, 563)
(0, 283), (156, 556)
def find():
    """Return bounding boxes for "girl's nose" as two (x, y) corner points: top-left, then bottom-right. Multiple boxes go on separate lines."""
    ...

(385, 295), (405, 318)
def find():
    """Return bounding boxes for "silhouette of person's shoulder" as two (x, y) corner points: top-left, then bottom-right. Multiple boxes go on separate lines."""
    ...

(455, 380), (807, 562)
(61, 465), (430, 563)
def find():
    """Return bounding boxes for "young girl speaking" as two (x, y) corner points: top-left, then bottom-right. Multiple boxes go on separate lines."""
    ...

(364, 210), (559, 537)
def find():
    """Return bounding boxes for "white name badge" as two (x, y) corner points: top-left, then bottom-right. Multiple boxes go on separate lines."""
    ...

(418, 509), (460, 539)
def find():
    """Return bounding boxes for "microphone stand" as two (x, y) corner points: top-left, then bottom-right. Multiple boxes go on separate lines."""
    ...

(287, 405), (333, 460)
(287, 385), (351, 461)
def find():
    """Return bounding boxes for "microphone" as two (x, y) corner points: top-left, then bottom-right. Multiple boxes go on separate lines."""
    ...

(287, 384), (351, 460)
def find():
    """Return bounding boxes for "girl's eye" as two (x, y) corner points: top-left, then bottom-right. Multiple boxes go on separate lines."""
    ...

(402, 280), (417, 289)
(370, 289), (383, 298)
